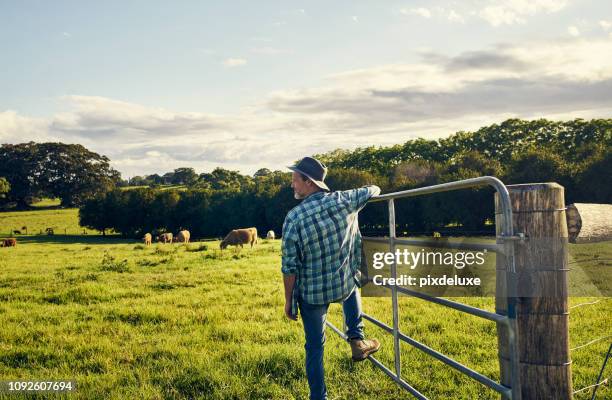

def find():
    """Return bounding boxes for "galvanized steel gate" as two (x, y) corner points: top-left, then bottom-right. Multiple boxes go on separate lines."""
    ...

(326, 176), (521, 399)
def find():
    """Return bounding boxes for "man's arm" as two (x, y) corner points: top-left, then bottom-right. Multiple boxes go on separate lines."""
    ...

(348, 185), (381, 212)
(283, 273), (297, 321)
(281, 218), (300, 321)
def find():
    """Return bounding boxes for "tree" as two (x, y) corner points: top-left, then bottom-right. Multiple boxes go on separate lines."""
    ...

(130, 176), (147, 186)
(0, 142), (121, 207)
(0, 142), (44, 207)
(79, 195), (112, 235)
(147, 173), (164, 186)
(575, 147), (612, 203)
(197, 167), (253, 191)
(162, 172), (175, 185)
(0, 177), (9, 199)
(506, 147), (571, 187)
(172, 167), (198, 186)
(254, 168), (272, 178)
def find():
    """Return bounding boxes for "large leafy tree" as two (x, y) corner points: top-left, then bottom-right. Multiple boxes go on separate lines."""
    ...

(0, 142), (121, 207)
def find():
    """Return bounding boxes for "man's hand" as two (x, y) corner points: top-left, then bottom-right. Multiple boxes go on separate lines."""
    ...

(284, 301), (297, 321)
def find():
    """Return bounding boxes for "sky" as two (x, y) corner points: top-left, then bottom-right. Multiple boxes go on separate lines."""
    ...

(1, 0), (611, 178)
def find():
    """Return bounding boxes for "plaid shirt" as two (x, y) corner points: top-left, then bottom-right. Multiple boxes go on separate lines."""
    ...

(282, 185), (381, 315)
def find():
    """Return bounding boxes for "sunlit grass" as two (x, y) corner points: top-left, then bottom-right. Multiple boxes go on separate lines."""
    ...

(0, 207), (609, 399)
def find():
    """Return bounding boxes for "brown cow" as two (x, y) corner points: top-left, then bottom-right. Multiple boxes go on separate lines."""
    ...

(176, 230), (190, 244)
(248, 227), (258, 245)
(220, 228), (257, 249)
(143, 233), (152, 246)
(2, 238), (17, 247)
(157, 232), (173, 244)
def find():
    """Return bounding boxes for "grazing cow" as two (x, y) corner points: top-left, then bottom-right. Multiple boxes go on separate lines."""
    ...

(248, 227), (258, 245)
(143, 233), (152, 246)
(220, 228), (257, 249)
(157, 232), (173, 244)
(266, 230), (275, 240)
(12, 230), (21, 235)
(2, 238), (17, 247)
(176, 230), (190, 244)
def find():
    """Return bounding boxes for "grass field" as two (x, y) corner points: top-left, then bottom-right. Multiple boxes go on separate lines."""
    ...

(0, 208), (610, 399)
(0, 200), (97, 236)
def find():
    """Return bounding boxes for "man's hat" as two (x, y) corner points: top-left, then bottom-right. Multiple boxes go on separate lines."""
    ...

(288, 156), (330, 192)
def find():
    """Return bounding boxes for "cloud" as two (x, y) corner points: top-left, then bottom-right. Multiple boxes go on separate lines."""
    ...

(0, 111), (54, 143)
(401, 7), (432, 18)
(600, 20), (612, 31)
(267, 38), (612, 131)
(222, 58), (247, 67)
(2, 38), (611, 177)
(447, 10), (465, 23)
(479, 0), (567, 26)
(352, 16), (359, 22)
(568, 25), (580, 36)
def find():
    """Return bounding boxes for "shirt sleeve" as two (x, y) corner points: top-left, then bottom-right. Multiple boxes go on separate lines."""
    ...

(281, 217), (301, 275)
(347, 185), (381, 212)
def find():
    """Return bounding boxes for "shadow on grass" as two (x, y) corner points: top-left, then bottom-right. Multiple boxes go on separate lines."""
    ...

(0, 234), (136, 245)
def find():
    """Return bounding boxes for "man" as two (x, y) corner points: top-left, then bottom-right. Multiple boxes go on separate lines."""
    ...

(281, 156), (381, 400)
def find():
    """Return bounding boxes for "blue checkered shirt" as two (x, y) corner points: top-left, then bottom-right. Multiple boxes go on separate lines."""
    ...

(282, 186), (381, 314)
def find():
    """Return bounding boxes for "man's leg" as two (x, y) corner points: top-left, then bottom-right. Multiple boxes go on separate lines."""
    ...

(299, 300), (329, 400)
(342, 287), (364, 340)
(342, 288), (381, 361)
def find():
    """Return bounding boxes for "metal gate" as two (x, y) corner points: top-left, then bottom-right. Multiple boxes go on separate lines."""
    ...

(326, 176), (521, 399)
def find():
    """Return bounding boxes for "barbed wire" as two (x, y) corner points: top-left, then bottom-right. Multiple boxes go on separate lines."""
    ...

(572, 378), (608, 395)
(568, 258), (612, 265)
(570, 300), (604, 309)
(571, 336), (612, 352)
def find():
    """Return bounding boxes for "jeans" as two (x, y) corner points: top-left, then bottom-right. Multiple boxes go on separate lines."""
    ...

(298, 288), (365, 400)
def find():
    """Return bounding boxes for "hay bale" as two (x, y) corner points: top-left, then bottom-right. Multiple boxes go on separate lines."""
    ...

(566, 203), (612, 243)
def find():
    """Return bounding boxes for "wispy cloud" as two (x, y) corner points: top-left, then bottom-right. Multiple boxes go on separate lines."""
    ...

(478, 0), (568, 26)
(600, 20), (612, 31)
(351, 16), (359, 23)
(401, 7), (432, 18)
(222, 58), (247, 67)
(447, 10), (465, 23)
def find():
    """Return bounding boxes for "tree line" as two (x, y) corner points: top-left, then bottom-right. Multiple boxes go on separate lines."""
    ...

(1, 118), (608, 235)
(78, 118), (611, 238)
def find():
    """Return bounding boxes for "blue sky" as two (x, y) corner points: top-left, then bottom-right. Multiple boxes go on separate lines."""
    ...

(1, 1), (611, 177)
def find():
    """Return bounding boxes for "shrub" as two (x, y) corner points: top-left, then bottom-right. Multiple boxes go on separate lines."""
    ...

(100, 252), (130, 273)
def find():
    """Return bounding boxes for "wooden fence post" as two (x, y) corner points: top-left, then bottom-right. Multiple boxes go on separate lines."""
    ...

(495, 183), (572, 399)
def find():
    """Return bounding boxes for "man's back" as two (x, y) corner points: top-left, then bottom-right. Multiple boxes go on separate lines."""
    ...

(282, 185), (381, 306)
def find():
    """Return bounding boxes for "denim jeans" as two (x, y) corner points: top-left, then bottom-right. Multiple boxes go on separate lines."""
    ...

(298, 288), (365, 400)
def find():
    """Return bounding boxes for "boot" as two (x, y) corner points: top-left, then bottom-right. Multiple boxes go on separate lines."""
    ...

(350, 338), (381, 361)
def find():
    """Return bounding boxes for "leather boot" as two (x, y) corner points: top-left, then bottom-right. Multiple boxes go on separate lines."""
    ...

(350, 338), (380, 361)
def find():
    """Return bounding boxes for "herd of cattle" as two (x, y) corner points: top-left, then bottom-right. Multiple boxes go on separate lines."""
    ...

(1, 228), (276, 249)
(142, 228), (276, 249)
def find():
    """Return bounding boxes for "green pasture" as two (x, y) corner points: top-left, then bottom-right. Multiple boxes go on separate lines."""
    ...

(0, 208), (610, 399)
(0, 206), (97, 236)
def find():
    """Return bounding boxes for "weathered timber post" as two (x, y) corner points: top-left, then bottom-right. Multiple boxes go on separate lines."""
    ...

(495, 183), (572, 399)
